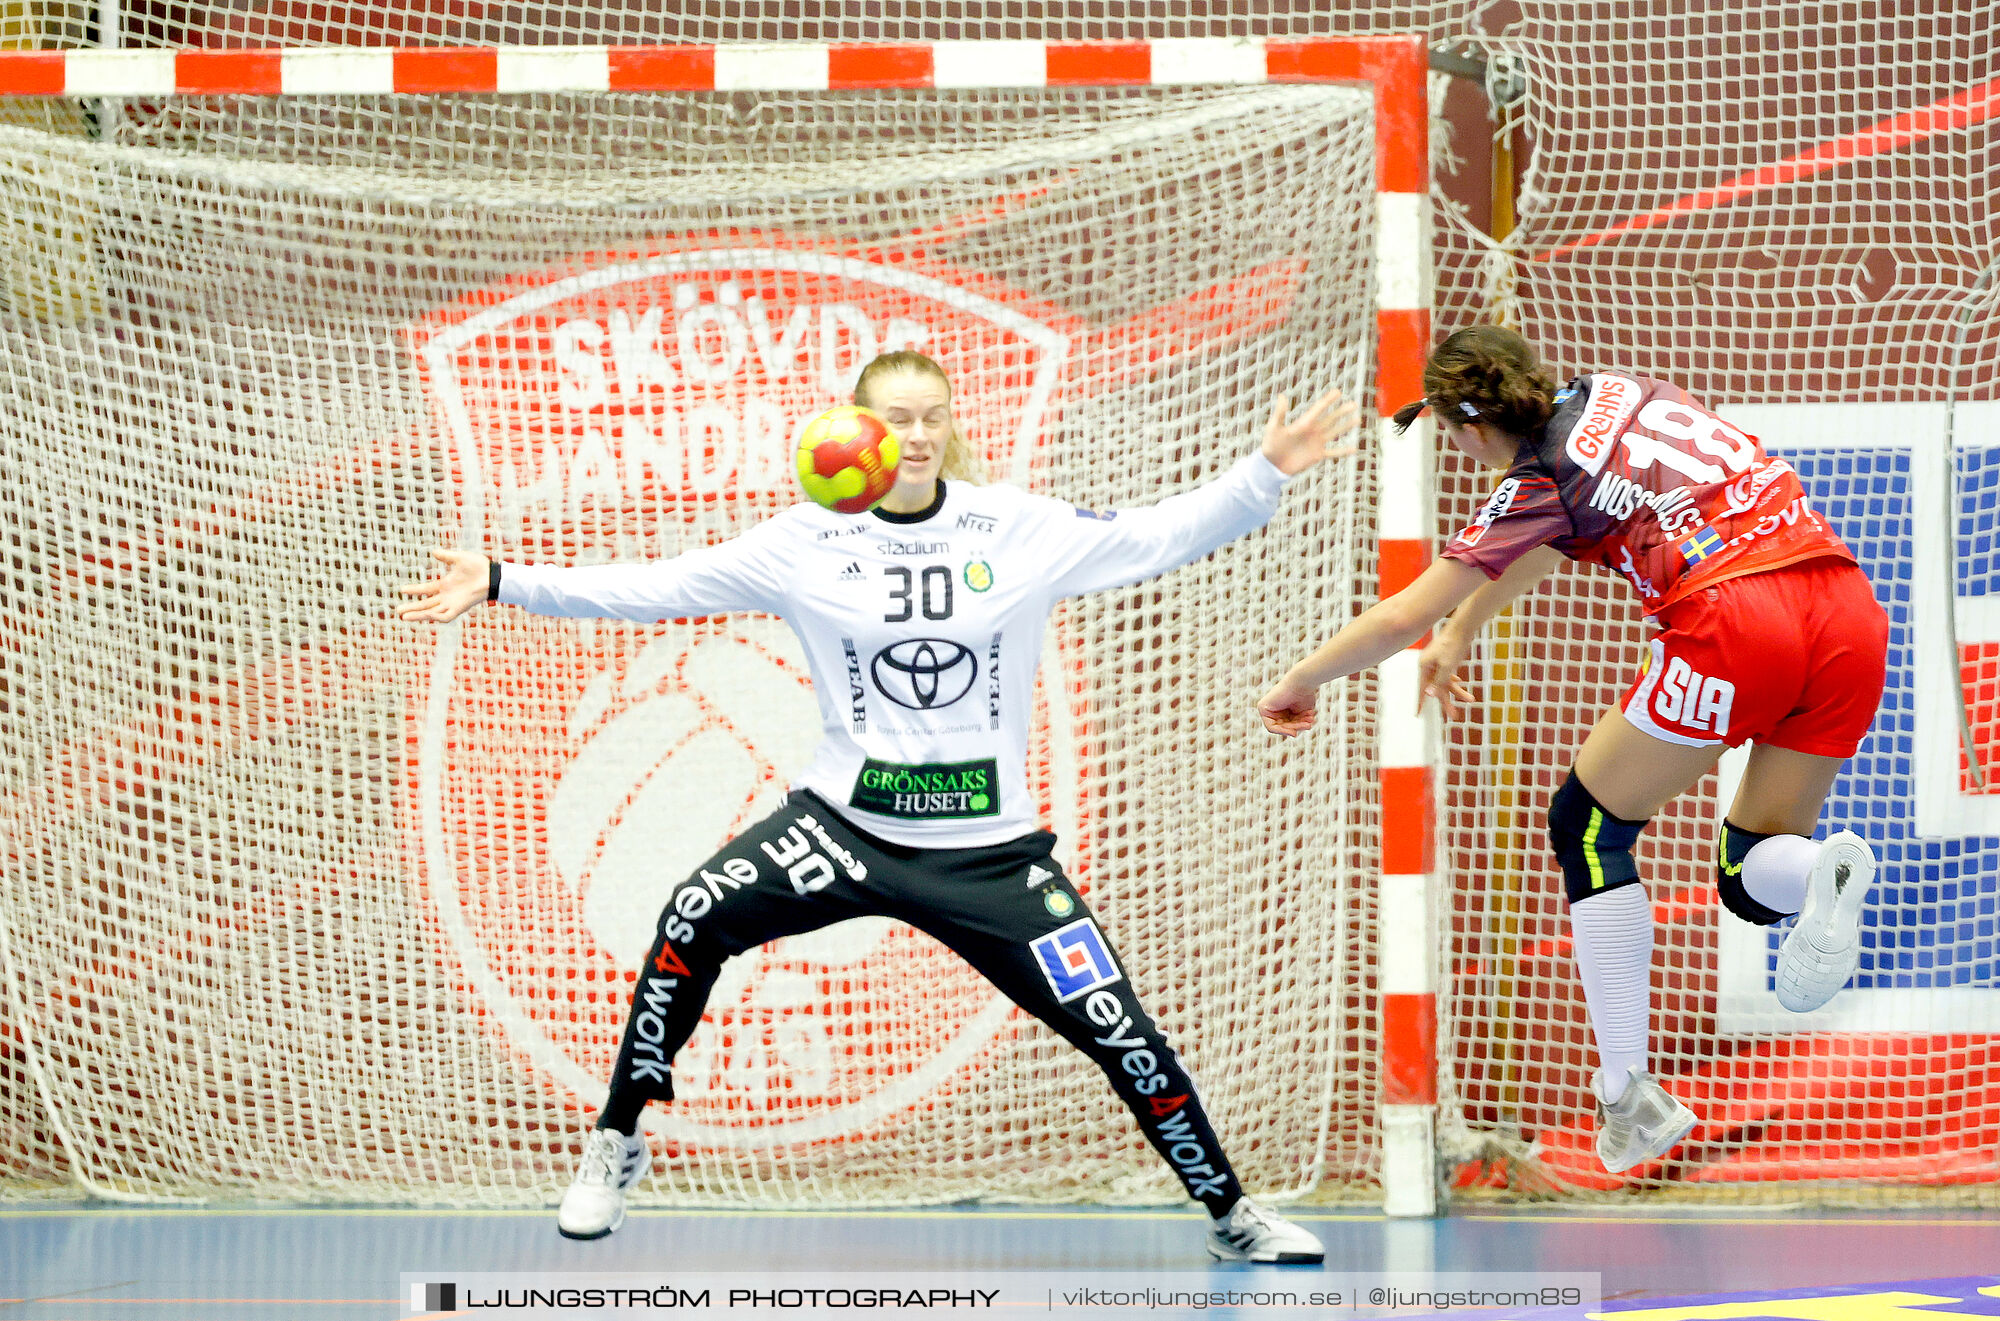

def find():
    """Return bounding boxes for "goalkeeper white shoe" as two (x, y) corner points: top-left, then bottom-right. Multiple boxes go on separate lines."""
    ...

(1775, 830), (1876, 1013)
(557, 1128), (652, 1240)
(1205, 1198), (1324, 1264)
(1594, 1066), (1696, 1173)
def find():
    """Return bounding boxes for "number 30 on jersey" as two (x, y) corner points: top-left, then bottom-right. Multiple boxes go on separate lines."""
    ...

(885, 566), (954, 622)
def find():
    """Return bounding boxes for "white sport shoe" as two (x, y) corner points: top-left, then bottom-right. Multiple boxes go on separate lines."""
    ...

(557, 1128), (652, 1240)
(1594, 1066), (1697, 1173)
(1205, 1198), (1324, 1264)
(1775, 830), (1876, 1013)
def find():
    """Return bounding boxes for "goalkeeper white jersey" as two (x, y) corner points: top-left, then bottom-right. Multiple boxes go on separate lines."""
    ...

(498, 451), (1289, 846)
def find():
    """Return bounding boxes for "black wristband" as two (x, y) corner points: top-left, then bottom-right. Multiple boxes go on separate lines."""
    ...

(486, 558), (502, 603)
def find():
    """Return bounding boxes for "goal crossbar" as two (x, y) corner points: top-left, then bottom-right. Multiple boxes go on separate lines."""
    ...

(0, 38), (1416, 126)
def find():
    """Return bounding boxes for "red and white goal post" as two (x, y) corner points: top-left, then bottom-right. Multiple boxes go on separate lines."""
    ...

(0, 38), (1448, 1212)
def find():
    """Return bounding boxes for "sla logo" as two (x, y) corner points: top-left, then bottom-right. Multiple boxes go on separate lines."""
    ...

(406, 244), (1092, 1146)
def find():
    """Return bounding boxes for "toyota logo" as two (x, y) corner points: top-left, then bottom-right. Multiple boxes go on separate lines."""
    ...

(871, 638), (978, 710)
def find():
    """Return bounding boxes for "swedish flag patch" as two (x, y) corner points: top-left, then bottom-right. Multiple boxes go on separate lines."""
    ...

(1678, 525), (1725, 564)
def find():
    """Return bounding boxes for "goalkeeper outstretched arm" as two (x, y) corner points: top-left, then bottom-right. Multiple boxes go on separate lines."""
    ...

(396, 548), (491, 624)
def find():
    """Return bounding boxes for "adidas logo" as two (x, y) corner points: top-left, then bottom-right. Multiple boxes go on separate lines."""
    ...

(1025, 863), (1055, 888)
(837, 561), (865, 582)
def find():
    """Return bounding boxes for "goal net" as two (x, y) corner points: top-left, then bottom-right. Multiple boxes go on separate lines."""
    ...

(0, 55), (1402, 1204)
(1431, 3), (2000, 1205)
(6, 0), (1997, 1213)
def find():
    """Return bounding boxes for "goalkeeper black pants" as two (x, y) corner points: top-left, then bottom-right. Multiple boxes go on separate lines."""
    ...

(600, 789), (1246, 1214)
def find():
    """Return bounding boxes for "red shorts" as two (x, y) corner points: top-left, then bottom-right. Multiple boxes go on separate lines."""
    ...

(1621, 557), (1887, 757)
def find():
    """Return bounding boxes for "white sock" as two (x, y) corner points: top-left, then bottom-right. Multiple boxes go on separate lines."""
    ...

(1568, 884), (1654, 1103)
(1740, 833), (1818, 918)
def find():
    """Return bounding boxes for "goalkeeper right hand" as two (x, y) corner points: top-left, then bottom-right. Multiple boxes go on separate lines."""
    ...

(396, 547), (493, 625)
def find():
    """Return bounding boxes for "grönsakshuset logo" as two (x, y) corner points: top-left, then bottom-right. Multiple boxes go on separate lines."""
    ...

(404, 239), (1301, 1147)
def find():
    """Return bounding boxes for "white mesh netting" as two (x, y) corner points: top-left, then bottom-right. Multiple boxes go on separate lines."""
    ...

(1431, 3), (2000, 1204)
(5, 0), (1999, 1207)
(0, 81), (1385, 1203)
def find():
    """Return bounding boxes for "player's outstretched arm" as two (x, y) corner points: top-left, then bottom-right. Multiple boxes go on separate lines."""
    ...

(1257, 557), (1488, 737)
(1258, 389), (1361, 475)
(397, 548), (492, 625)
(1419, 545), (1564, 718)
(1415, 631), (1475, 721)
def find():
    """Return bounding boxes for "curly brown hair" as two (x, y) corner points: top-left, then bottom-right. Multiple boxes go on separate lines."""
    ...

(1390, 326), (1558, 438)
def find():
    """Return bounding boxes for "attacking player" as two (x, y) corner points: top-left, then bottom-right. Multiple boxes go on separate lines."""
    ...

(1258, 326), (1888, 1174)
(400, 350), (1353, 1262)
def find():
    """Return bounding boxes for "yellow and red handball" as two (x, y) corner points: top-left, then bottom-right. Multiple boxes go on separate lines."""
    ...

(795, 405), (902, 514)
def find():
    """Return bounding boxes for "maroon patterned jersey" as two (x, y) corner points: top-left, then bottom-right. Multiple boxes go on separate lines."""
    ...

(1442, 373), (1855, 614)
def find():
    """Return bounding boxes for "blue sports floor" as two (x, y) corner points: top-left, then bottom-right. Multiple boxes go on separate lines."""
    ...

(4, 1204), (1997, 1321)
